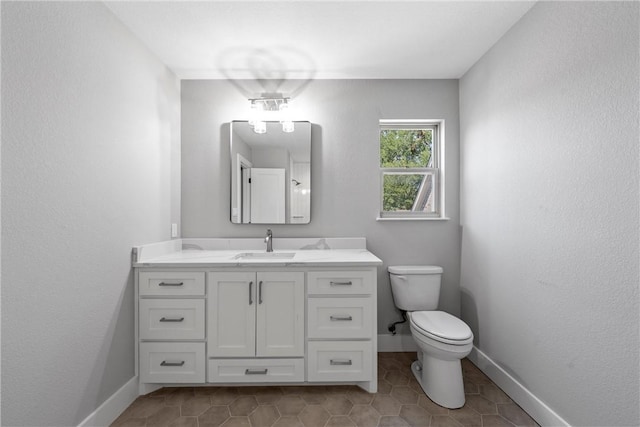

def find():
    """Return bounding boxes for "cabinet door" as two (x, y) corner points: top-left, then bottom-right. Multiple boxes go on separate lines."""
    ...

(256, 272), (305, 357)
(208, 272), (256, 357)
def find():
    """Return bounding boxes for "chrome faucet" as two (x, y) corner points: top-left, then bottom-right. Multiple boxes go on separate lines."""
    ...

(264, 229), (273, 252)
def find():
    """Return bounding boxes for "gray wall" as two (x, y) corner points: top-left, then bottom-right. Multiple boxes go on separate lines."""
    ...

(1, 3), (180, 426)
(459, 2), (639, 426)
(181, 79), (461, 333)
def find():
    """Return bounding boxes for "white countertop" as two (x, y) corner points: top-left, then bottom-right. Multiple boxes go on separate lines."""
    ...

(132, 238), (382, 268)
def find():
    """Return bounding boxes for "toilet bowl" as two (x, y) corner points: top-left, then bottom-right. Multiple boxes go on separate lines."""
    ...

(388, 266), (474, 409)
(409, 311), (473, 408)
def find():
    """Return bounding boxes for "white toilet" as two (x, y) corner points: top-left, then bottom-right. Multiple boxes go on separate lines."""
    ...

(388, 265), (473, 409)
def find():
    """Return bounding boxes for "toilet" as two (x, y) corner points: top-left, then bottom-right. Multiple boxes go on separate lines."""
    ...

(388, 265), (473, 409)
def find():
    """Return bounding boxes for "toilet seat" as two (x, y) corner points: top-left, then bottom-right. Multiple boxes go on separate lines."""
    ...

(410, 311), (473, 345)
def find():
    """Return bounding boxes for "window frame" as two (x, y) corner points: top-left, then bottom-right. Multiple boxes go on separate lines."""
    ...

(378, 119), (445, 220)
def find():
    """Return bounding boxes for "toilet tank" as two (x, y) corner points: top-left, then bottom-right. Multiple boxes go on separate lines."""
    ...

(388, 265), (443, 311)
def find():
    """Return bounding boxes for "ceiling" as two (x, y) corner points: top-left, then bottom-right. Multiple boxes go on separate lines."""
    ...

(105, 1), (535, 80)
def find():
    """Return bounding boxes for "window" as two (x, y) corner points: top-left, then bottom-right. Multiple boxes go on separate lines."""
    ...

(379, 120), (444, 219)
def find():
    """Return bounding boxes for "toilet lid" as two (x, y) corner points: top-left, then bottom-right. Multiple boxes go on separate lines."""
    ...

(388, 265), (443, 275)
(410, 311), (473, 343)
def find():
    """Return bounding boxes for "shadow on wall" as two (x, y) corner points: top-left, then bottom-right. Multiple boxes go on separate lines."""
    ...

(459, 225), (480, 347)
(217, 46), (316, 98)
(460, 288), (479, 348)
(75, 270), (135, 425)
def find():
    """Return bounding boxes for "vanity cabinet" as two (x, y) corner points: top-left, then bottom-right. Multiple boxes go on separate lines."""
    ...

(137, 271), (207, 384)
(306, 271), (375, 382)
(207, 271), (305, 383)
(207, 271), (305, 357)
(133, 240), (381, 394)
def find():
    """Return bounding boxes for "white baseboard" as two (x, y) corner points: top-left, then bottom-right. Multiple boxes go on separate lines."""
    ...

(78, 376), (139, 427)
(468, 347), (570, 427)
(377, 333), (418, 352)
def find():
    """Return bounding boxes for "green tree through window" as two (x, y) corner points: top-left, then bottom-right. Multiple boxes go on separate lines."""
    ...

(380, 128), (434, 213)
(380, 129), (432, 168)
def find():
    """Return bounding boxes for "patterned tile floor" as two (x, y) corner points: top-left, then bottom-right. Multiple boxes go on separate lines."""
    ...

(112, 353), (538, 427)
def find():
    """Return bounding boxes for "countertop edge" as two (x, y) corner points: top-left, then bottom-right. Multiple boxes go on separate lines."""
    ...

(133, 261), (383, 268)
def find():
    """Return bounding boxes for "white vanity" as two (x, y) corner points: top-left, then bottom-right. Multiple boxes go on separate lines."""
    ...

(132, 237), (382, 395)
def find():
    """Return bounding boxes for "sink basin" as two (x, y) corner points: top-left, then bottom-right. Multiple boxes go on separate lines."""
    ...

(234, 252), (296, 260)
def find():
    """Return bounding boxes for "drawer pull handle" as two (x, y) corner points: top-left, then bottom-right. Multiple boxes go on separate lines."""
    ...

(330, 281), (352, 286)
(159, 317), (185, 322)
(330, 315), (353, 321)
(249, 281), (253, 305)
(245, 368), (268, 375)
(158, 282), (184, 287)
(160, 360), (185, 367)
(330, 359), (352, 366)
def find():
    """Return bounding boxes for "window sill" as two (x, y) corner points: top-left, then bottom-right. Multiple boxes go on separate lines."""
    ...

(376, 217), (450, 221)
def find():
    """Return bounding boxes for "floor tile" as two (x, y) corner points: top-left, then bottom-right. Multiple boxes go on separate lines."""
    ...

(299, 405), (331, 427)
(398, 404), (431, 427)
(111, 354), (539, 427)
(349, 405), (381, 426)
(371, 395), (402, 416)
(322, 394), (354, 416)
(497, 403), (538, 426)
(326, 415), (357, 427)
(249, 405), (279, 427)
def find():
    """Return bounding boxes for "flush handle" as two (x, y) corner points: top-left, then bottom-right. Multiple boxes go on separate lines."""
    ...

(245, 369), (268, 375)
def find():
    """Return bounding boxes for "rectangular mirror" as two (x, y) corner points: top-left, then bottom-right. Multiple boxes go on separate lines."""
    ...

(230, 121), (311, 224)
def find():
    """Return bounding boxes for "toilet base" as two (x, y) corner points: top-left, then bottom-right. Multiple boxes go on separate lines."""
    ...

(411, 356), (466, 409)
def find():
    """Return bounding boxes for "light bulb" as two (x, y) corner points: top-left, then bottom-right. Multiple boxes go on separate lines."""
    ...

(282, 121), (294, 133)
(253, 121), (266, 134)
(248, 102), (258, 126)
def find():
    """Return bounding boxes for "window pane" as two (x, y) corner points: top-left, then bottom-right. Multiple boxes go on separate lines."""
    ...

(382, 172), (435, 213)
(380, 129), (433, 168)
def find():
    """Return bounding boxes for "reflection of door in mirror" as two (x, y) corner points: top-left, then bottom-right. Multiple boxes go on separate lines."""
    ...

(234, 154), (253, 223)
(290, 163), (310, 223)
(240, 160), (252, 223)
(250, 168), (285, 224)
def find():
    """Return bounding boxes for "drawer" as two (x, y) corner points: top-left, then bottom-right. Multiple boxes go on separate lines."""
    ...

(139, 272), (205, 296)
(139, 342), (205, 383)
(139, 299), (205, 340)
(307, 298), (373, 339)
(307, 271), (373, 295)
(307, 341), (373, 382)
(208, 358), (304, 383)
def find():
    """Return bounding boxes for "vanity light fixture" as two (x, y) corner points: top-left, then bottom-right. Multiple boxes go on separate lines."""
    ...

(248, 94), (295, 134)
